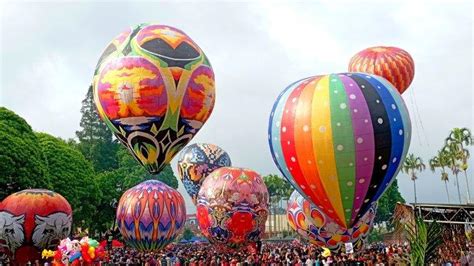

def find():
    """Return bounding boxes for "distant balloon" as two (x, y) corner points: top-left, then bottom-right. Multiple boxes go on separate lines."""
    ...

(93, 23), (215, 174)
(268, 73), (411, 228)
(287, 190), (376, 253)
(116, 180), (186, 251)
(348, 46), (414, 94)
(196, 167), (269, 248)
(177, 143), (231, 204)
(0, 189), (72, 264)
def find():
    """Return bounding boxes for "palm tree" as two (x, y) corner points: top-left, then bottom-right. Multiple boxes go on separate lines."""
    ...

(445, 128), (472, 203)
(402, 154), (426, 204)
(429, 149), (452, 203)
(444, 146), (463, 203)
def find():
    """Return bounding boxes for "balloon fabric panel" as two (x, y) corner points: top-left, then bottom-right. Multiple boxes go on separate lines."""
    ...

(268, 73), (411, 228)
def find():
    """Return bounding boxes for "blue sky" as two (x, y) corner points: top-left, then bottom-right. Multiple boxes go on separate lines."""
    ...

(1, 0), (472, 213)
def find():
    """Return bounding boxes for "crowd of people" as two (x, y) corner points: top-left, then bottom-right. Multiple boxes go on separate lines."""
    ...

(1, 239), (473, 265)
(83, 241), (471, 265)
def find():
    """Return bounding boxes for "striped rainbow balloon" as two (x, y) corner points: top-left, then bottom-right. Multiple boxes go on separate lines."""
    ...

(268, 73), (411, 228)
(348, 46), (415, 94)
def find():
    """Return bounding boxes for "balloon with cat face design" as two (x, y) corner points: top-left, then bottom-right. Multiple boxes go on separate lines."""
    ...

(0, 189), (72, 264)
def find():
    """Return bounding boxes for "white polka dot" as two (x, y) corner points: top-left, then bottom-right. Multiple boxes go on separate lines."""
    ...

(331, 79), (337, 82)
(334, 90), (339, 94)
(307, 160), (312, 164)
(356, 196), (360, 200)
(361, 85), (365, 88)
(318, 205), (324, 209)
(301, 185), (306, 189)
(394, 118), (397, 122)
(347, 181), (353, 186)
(287, 141), (291, 145)
(275, 154), (279, 158)
(392, 157), (397, 163)
(391, 104), (397, 110)
(357, 137), (364, 144)
(319, 126), (326, 132)
(349, 162), (354, 167)
(345, 209), (351, 212)
(273, 137), (277, 140)
(349, 83), (354, 86)
(292, 97), (297, 103)
(378, 156), (382, 160)
(381, 164), (387, 170)
(399, 129), (404, 135)
(282, 127), (287, 132)
(336, 122), (342, 127)
(355, 208), (360, 212)
(289, 167), (293, 170)
(324, 199), (328, 202)
(359, 178), (365, 184)
(310, 184), (316, 189)
(303, 125), (309, 132)
(340, 103), (347, 109)
(310, 81), (315, 84)
(349, 94), (356, 100)
(377, 118), (384, 124)
(364, 157), (368, 161)
(377, 86), (381, 89)
(337, 145), (344, 151)
(364, 119), (369, 123)
(285, 109), (289, 113)
(276, 121), (280, 127)
(328, 210), (333, 213)
(353, 109), (358, 113)
(291, 157), (296, 162)
(344, 196), (349, 200)
(364, 199), (369, 203)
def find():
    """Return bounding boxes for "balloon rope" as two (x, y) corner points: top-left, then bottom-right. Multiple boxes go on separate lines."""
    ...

(408, 89), (423, 147)
(411, 86), (431, 148)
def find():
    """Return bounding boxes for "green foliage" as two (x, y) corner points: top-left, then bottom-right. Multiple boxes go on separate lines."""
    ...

(182, 228), (194, 240)
(375, 179), (405, 224)
(405, 218), (443, 265)
(263, 174), (292, 203)
(367, 227), (383, 243)
(0, 107), (50, 200)
(76, 85), (119, 173)
(36, 132), (100, 229)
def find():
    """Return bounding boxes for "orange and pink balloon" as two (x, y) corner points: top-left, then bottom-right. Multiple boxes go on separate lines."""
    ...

(348, 46), (414, 94)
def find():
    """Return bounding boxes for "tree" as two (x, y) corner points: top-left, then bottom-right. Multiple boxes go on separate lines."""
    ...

(0, 107), (50, 200)
(263, 174), (293, 235)
(76, 85), (119, 173)
(429, 149), (452, 203)
(402, 154), (426, 204)
(375, 179), (405, 224)
(182, 228), (194, 241)
(36, 133), (100, 229)
(445, 128), (472, 203)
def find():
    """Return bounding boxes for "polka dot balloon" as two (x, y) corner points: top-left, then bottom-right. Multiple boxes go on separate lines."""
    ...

(268, 73), (411, 228)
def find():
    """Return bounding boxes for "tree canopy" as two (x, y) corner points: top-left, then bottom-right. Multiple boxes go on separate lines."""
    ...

(36, 132), (100, 228)
(0, 107), (50, 200)
(375, 179), (405, 224)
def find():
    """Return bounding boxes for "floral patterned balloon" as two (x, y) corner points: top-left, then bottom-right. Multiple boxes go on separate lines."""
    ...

(287, 190), (376, 252)
(196, 167), (269, 248)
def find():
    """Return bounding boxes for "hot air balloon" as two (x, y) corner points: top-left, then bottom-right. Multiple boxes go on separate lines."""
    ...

(116, 180), (186, 251)
(0, 189), (72, 264)
(348, 46), (414, 94)
(177, 143), (231, 204)
(196, 167), (269, 248)
(287, 190), (376, 253)
(92, 23), (215, 174)
(268, 73), (411, 228)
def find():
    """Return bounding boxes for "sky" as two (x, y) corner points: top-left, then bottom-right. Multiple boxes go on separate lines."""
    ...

(1, 0), (472, 214)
